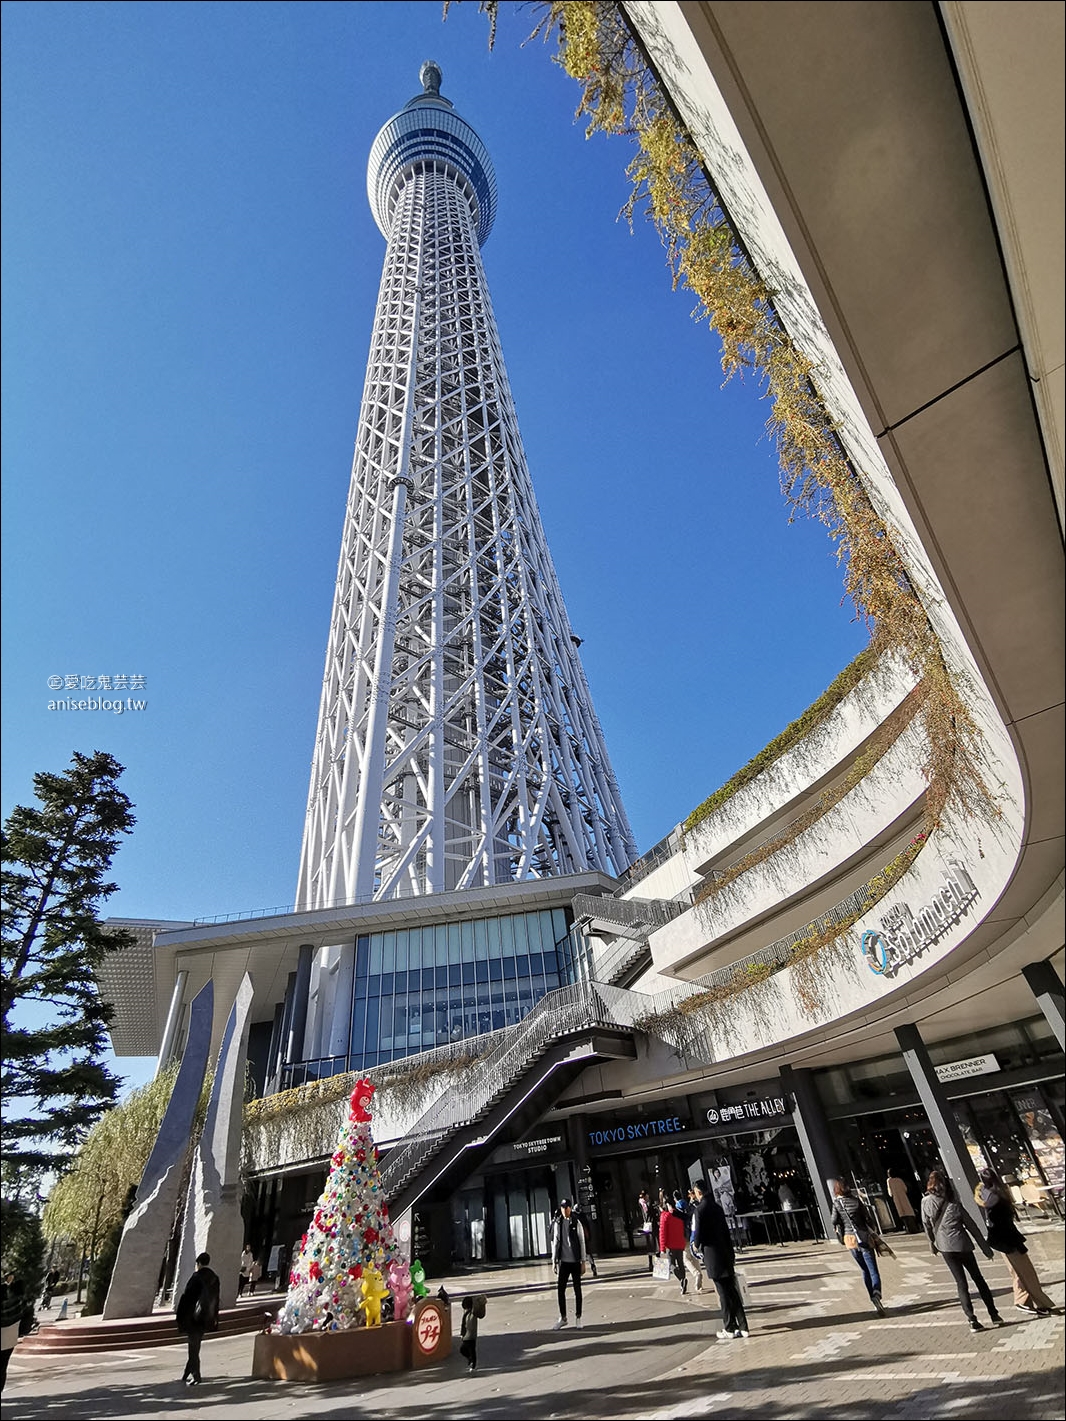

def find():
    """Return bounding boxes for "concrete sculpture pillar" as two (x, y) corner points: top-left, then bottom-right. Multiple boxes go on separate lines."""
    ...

(103, 980), (214, 1319)
(174, 973), (255, 1310)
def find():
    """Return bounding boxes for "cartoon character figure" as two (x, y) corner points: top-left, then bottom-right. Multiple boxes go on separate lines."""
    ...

(359, 1263), (389, 1328)
(387, 1259), (414, 1320)
(349, 1078), (376, 1123)
(410, 1259), (430, 1298)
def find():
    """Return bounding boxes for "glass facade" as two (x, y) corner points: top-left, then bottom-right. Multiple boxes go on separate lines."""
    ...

(348, 908), (575, 1068)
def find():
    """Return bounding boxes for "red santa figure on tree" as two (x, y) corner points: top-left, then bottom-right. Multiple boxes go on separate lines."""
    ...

(275, 1079), (412, 1333)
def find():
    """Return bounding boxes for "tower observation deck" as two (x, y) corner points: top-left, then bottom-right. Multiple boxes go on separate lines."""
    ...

(297, 64), (636, 907)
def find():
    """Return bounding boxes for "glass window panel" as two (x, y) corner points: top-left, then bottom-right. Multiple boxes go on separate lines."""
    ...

(356, 936), (371, 975)
(502, 958), (517, 980)
(475, 960), (489, 983)
(488, 958), (503, 981)
(530, 953), (544, 976)
(380, 973), (394, 995)
(393, 970), (407, 994)
(393, 930), (408, 974)
(551, 908), (568, 946)
(434, 926), (449, 967)
(473, 918), (490, 961)
(364, 997), (380, 1054)
(521, 913), (541, 952)
(448, 922), (462, 965)
(511, 915), (529, 955)
(436, 966), (448, 990)
(461, 962), (475, 985)
(496, 915), (515, 957)
(367, 975), (381, 998)
(515, 955), (531, 983)
(381, 934), (395, 973)
(377, 996), (393, 1049)
(351, 997), (367, 1061)
(369, 935), (383, 974)
(460, 921), (475, 962)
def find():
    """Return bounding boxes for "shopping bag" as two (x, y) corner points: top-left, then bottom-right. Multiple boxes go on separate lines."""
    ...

(735, 1269), (752, 1308)
(652, 1254), (672, 1281)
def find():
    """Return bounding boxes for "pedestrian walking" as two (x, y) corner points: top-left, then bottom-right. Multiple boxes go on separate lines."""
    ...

(887, 1170), (920, 1233)
(238, 1245), (253, 1297)
(175, 1252), (221, 1384)
(550, 1198), (587, 1330)
(921, 1170), (1003, 1332)
(1, 1277), (25, 1394)
(659, 1197), (689, 1294)
(692, 1179), (748, 1340)
(246, 1257), (263, 1295)
(975, 1167), (1056, 1315)
(459, 1294), (487, 1371)
(676, 1192), (705, 1293)
(830, 1180), (886, 1314)
(637, 1189), (660, 1273)
(573, 1204), (598, 1277)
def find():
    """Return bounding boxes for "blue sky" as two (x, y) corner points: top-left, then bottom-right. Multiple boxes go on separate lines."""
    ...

(2, 2), (868, 1088)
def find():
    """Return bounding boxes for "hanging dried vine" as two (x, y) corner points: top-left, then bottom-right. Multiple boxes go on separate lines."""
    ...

(446, 2), (997, 1020)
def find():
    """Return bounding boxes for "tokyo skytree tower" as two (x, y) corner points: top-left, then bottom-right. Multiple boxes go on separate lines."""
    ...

(297, 63), (636, 908)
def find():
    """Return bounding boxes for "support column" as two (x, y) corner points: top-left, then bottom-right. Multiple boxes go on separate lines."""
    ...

(174, 973), (256, 1310)
(266, 1001), (285, 1092)
(155, 969), (188, 1077)
(1022, 960), (1065, 1051)
(780, 1065), (840, 1239)
(895, 1023), (982, 1228)
(284, 944), (315, 1066)
(103, 981), (214, 1318)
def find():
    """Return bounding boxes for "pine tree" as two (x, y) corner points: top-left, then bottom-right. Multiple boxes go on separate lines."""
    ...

(1, 750), (136, 1173)
(276, 1080), (411, 1334)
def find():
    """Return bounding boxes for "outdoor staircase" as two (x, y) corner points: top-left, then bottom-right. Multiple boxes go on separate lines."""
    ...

(380, 980), (645, 1217)
(571, 893), (685, 988)
(16, 1296), (279, 1356)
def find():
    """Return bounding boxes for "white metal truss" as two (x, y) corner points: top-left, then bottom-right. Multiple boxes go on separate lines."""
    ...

(297, 77), (636, 907)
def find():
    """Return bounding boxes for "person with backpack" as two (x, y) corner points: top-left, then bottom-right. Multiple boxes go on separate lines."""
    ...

(459, 1294), (487, 1371)
(921, 1170), (1003, 1332)
(175, 1252), (221, 1385)
(831, 1181), (886, 1314)
(550, 1198), (587, 1330)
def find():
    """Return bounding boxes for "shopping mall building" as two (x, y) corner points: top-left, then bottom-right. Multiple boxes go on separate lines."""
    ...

(100, 2), (1063, 1277)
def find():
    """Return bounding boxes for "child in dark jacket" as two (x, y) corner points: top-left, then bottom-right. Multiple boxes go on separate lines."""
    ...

(459, 1294), (487, 1372)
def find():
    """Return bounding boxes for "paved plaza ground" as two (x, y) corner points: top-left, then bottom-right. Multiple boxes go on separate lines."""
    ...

(5, 1221), (1063, 1420)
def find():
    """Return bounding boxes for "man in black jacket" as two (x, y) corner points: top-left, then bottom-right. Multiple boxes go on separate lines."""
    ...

(175, 1253), (221, 1385)
(692, 1180), (749, 1339)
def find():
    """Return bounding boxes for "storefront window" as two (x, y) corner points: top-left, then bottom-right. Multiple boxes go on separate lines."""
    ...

(1010, 1090), (1065, 1187)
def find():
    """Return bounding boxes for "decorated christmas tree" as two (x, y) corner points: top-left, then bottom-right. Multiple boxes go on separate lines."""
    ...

(275, 1079), (412, 1333)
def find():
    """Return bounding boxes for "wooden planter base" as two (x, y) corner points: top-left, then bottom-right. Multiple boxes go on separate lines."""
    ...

(251, 1301), (451, 1382)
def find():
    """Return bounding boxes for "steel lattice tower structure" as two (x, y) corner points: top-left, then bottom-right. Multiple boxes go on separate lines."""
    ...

(297, 64), (636, 908)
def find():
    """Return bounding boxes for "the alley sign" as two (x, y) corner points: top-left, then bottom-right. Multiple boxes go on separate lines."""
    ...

(861, 860), (978, 976)
(706, 1095), (788, 1126)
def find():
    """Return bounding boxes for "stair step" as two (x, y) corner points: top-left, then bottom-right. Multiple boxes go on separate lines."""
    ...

(17, 1304), (277, 1355)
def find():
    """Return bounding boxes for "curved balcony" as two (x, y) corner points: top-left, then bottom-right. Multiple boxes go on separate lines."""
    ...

(648, 711), (930, 979)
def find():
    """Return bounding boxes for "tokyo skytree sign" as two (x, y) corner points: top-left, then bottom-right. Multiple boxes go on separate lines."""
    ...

(297, 64), (635, 907)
